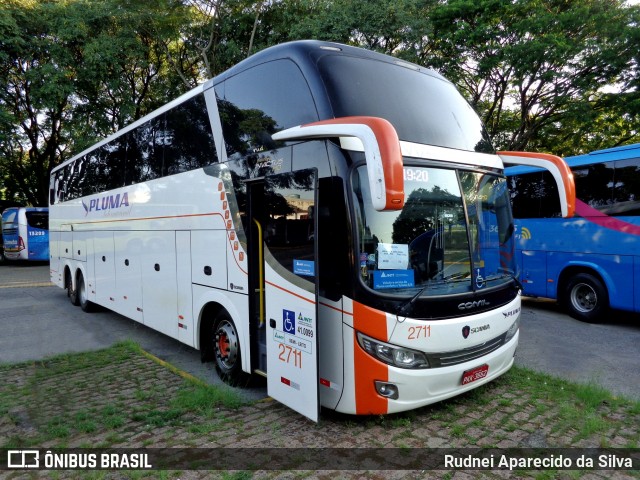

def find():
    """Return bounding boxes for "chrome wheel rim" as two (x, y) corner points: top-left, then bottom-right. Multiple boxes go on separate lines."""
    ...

(79, 277), (87, 305)
(570, 283), (597, 313)
(214, 320), (238, 370)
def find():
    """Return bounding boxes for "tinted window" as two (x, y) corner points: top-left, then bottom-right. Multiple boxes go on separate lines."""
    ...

(219, 59), (318, 159)
(572, 161), (615, 211)
(163, 95), (217, 175)
(135, 116), (166, 181)
(2, 209), (17, 227)
(26, 211), (48, 230)
(509, 171), (561, 218)
(264, 169), (317, 293)
(86, 146), (118, 194)
(101, 137), (127, 190)
(318, 56), (494, 153)
(51, 94), (217, 204)
(611, 157), (640, 216)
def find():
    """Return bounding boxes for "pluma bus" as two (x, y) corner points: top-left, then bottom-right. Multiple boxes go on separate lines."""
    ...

(49, 41), (574, 420)
(507, 143), (640, 322)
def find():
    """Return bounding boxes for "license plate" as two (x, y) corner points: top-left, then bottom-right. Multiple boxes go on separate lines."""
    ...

(462, 364), (489, 385)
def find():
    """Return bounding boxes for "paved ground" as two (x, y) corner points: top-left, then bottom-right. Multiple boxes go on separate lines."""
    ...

(1, 263), (639, 478)
(516, 297), (640, 400)
(0, 263), (267, 402)
(1, 343), (639, 478)
(1, 263), (639, 399)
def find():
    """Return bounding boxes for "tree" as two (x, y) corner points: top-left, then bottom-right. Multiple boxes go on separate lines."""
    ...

(268, 0), (435, 59)
(2, 0), (638, 206)
(0, 0), (190, 205)
(426, 0), (640, 155)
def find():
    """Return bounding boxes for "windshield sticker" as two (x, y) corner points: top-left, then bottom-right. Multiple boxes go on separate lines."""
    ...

(377, 243), (409, 270)
(373, 270), (415, 290)
(475, 267), (485, 289)
(293, 259), (315, 277)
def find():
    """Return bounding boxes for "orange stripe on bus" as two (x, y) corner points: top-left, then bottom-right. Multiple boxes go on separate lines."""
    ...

(353, 301), (388, 414)
(265, 279), (316, 305)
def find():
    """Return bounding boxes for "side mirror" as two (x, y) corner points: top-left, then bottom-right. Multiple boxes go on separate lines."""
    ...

(272, 116), (404, 211)
(498, 151), (576, 218)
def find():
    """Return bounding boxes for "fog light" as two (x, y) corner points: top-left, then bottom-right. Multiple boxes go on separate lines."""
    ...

(375, 381), (399, 399)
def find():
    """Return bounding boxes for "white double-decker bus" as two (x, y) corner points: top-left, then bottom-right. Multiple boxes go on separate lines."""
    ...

(50, 41), (574, 421)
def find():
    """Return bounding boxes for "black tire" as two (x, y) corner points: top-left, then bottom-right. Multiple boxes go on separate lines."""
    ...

(67, 272), (80, 306)
(211, 311), (248, 385)
(563, 272), (609, 323)
(77, 273), (94, 312)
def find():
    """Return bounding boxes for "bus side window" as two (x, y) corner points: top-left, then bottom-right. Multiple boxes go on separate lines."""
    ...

(135, 116), (166, 181)
(163, 94), (217, 175)
(612, 157), (640, 216)
(573, 161), (615, 211)
(219, 59), (319, 161)
(509, 171), (561, 218)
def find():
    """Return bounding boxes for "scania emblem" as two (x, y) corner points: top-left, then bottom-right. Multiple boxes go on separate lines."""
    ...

(462, 326), (471, 339)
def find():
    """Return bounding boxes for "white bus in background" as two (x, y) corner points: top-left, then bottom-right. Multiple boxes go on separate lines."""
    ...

(49, 40), (574, 421)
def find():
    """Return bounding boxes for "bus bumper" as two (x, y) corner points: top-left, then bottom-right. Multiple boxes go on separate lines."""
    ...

(334, 330), (519, 415)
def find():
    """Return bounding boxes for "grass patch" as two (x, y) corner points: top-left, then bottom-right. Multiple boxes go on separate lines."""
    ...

(172, 381), (245, 414)
(1, 340), (638, 461)
(496, 365), (639, 442)
(0, 341), (246, 448)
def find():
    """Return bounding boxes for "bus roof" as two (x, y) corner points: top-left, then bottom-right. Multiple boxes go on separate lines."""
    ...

(505, 142), (640, 176)
(53, 40), (454, 174)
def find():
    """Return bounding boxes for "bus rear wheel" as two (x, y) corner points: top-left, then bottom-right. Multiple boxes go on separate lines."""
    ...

(67, 272), (80, 306)
(77, 273), (94, 312)
(212, 312), (247, 385)
(564, 273), (608, 323)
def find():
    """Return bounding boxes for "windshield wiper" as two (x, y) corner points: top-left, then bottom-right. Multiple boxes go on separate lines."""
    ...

(442, 271), (471, 282)
(395, 271), (474, 317)
(395, 285), (429, 317)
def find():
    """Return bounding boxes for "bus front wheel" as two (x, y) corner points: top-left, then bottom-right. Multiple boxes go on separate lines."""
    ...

(563, 273), (608, 323)
(212, 312), (248, 385)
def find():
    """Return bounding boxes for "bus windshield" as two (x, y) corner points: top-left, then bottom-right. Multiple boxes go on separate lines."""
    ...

(352, 164), (516, 296)
(318, 55), (494, 153)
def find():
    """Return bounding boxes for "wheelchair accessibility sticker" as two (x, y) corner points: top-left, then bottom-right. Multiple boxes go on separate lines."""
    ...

(283, 309), (296, 334)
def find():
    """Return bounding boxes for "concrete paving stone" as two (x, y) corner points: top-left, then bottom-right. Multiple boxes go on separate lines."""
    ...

(450, 471), (478, 479)
(2, 271), (639, 479)
(609, 436), (630, 447)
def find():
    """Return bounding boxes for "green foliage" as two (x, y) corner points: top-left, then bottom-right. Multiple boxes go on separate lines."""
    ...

(0, 0), (638, 204)
(0, 0), (189, 205)
(427, 0), (640, 153)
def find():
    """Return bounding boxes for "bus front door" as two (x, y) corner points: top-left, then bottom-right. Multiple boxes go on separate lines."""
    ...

(259, 169), (320, 422)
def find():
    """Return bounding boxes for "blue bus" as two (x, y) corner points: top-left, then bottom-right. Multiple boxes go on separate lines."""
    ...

(1, 207), (50, 261)
(506, 143), (640, 322)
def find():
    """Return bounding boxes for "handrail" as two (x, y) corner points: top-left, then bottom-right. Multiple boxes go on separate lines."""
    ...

(253, 218), (265, 327)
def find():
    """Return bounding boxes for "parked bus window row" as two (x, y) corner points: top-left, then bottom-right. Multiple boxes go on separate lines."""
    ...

(50, 95), (217, 204)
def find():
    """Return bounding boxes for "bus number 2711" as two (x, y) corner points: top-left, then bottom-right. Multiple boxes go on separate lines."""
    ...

(278, 344), (302, 368)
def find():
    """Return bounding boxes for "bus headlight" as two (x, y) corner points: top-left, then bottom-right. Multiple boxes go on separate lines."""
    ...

(357, 332), (429, 369)
(505, 317), (520, 343)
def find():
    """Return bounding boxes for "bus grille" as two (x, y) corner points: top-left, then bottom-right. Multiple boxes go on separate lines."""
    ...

(2, 228), (18, 235)
(425, 333), (507, 368)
